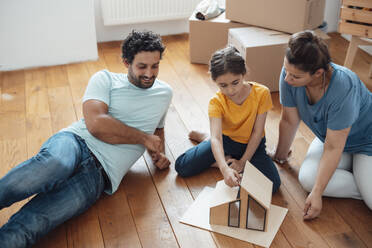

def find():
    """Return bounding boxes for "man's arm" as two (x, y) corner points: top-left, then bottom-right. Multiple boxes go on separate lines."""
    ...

(153, 128), (165, 153)
(83, 99), (162, 152)
(149, 127), (171, 169)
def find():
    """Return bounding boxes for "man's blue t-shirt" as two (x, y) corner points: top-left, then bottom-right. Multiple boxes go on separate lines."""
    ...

(280, 63), (372, 155)
(63, 70), (173, 194)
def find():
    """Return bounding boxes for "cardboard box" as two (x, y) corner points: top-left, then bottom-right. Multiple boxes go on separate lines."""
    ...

(226, 0), (326, 34)
(189, 12), (249, 64)
(228, 27), (329, 92)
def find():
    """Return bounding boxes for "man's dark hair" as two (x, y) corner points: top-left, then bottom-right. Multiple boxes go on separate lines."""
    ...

(121, 30), (165, 64)
(286, 30), (331, 74)
(209, 46), (247, 81)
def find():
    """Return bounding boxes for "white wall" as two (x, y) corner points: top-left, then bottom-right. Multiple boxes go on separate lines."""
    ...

(0, 0), (98, 71)
(94, 0), (190, 42)
(95, 0), (341, 42)
(0, 0), (353, 70)
(324, 0), (342, 32)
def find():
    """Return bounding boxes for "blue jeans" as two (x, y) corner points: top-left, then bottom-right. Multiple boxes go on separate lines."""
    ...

(0, 132), (107, 248)
(175, 136), (281, 193)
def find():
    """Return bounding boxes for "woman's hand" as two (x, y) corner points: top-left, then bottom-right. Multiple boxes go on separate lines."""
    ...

(227, 158), (245, 173)
(221, 166), (241, 187)
(268, 148), (292, 166)
(303, 190), (323, 220)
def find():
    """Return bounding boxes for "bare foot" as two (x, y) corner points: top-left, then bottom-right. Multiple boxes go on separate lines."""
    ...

(188, 130), (208, 143)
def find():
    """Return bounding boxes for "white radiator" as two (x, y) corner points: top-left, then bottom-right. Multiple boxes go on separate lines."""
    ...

(101, 0), (203, 26)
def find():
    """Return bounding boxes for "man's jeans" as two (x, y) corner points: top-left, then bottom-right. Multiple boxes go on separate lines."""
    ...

(175, 136), (281, 193)
(0, 132), (106, 248)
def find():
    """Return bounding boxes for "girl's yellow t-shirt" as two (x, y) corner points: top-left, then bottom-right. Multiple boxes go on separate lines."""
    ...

(208, 82), (273, 144)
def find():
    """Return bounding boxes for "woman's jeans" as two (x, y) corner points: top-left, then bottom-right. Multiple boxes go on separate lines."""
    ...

(0, 131), (106, 248)
(175, 136), (281, 193)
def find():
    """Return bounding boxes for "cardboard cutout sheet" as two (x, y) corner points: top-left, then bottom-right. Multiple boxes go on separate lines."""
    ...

(180, 186), (288, 248)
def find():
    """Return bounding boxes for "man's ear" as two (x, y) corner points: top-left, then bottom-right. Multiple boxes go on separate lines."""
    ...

(123, 58), (130, 68)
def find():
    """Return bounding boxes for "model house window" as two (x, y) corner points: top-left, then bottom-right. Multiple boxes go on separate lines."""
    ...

(246, 196), (266, 231)
(236, 186), (241, 199)
(228, 200), (241, 227)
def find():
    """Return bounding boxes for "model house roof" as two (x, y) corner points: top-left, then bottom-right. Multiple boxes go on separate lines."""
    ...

(240, 161), (273, 209)
(209, 180), (239, 207)
(209, 161), (273, 209)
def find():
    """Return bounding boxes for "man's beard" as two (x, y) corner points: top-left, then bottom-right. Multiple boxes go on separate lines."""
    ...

(128, 68), (156, 89)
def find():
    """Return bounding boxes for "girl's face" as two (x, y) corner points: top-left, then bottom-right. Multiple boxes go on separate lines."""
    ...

(283, 57), (322, 87)
(215, 72), (245, 101)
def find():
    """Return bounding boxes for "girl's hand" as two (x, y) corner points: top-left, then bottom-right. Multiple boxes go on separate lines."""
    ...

(221, 166), (241, 187)
(303, 190), (323, 220)
(227, 158), (245, 173)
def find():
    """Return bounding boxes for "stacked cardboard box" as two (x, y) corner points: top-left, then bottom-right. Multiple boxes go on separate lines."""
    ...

(189, 0), (327, 92)
(226, 0), (326, 34)
(228, 27), (289, 92)
(228, 27), (330, 92)
(189, 12), (250, 64)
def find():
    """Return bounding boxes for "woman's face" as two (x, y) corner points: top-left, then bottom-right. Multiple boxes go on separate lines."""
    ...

(215, 72), (245, 101)
(283, 57), (317, 87)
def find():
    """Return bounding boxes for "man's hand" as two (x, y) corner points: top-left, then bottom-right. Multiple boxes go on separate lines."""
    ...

(303, 190), (323, 220)
(221, 167), (241, 187)
(151, 152), (170, 169)
(143, 134), (162, 153)
(227, 158), (245, 173)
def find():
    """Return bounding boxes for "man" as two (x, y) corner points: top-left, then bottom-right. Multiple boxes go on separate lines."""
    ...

(0, 30), (173, 247)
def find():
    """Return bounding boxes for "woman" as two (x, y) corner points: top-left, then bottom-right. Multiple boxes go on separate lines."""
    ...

(273, 30), (372, 220)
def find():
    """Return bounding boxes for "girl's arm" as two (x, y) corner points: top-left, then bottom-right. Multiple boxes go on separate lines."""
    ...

(304, 126), (350, 220)
(210, 117), (241, 187)
(228, 112), (267, 172)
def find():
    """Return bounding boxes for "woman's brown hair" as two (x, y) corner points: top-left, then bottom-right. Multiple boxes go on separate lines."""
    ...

(286, 30), (331, 74)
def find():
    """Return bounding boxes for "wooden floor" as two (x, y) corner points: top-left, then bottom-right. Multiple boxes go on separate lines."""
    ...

(0, 33), (371, 248)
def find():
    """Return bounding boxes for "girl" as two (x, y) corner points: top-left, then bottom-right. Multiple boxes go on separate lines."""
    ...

(273, 30), (372, 220)
(175, 46), (281, 192)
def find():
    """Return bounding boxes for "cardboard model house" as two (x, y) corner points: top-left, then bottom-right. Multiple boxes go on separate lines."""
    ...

(209, 162), (273, 232)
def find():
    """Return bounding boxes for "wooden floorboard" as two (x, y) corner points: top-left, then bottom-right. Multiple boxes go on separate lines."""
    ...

(143, 146), (217, 247)
(0, 70), (28, 228)
(96, 185), (142, 248)
(0, 33), (371, 248)
(123, 158), (179, 248)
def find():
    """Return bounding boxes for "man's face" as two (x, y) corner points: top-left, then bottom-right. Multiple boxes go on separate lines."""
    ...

(125, 51), (161, 89)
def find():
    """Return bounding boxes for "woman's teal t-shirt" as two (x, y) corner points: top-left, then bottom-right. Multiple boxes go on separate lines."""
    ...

(280, 63), (372, 155)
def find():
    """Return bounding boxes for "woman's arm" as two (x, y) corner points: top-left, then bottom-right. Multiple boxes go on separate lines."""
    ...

(210, 117), (241, 187)
(304, 127), (350, 220)
(229, 112), (267, 172)
(273, 106), (301, 162)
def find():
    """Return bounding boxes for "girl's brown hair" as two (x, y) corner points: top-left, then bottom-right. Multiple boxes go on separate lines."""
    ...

(209, 46), (247, 81)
